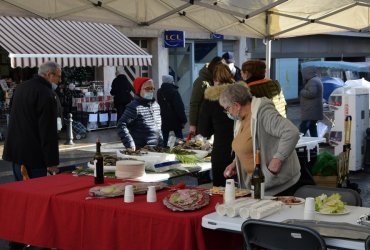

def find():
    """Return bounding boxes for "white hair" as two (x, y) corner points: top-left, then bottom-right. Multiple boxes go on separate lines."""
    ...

(116, 66), (125, 76)
(38, 61), (61, 76)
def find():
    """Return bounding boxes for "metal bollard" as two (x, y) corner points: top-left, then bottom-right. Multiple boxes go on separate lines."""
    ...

(64, 113), (74, 145)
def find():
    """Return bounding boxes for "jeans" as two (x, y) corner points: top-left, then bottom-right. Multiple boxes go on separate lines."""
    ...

(162, 129), (183, 147)
(12, 163), (47, 181)
(299, 120), (318, 137)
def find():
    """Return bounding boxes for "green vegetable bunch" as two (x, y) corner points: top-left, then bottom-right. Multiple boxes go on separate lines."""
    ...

(175, 154), (200, 164)
(315, 193), (345, 214)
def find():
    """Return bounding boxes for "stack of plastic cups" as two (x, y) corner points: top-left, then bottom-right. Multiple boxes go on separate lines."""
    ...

(124, 185), (134, 203)
(303, 197), (316, 220)
(146, 186), (157, 203)
(224, 179), (236, 205)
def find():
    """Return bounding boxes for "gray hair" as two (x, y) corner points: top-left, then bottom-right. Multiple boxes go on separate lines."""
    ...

(219, 82), (253, 107)
(116, 66), (125, 76)
(38, 61), (61, 76)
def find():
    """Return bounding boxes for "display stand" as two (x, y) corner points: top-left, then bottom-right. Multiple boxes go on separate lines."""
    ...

(72, 95), (116, 131)
(329, 86), (369, 171)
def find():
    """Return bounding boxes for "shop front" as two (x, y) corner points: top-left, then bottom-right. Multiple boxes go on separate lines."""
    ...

(0, 15), (152, 133)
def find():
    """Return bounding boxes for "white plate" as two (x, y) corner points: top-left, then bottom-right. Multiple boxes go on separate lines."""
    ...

(316, 208), (351, 215)
(189, 149), (209, 159)
(87, 162), (116, 172)
(272, 196), (305, 205)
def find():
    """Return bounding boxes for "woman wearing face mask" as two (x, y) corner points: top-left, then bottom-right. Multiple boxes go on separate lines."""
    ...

(197, 64), (235, 187)
(220, 83), (301, 196)
(117, 77), (163, 151)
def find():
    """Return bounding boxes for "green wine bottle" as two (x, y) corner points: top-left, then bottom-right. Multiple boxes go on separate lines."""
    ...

(251, 150), (264, 199)
(94, 138), (104, 184)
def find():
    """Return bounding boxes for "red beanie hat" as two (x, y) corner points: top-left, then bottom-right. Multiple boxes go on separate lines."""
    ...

(133, 77), (151, 94)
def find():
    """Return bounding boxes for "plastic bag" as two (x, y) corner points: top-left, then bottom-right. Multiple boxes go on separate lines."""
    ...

(317, 122), (329, 138)
(312, 151), (337, 176)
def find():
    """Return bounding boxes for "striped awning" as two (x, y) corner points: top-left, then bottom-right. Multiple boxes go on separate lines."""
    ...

(0, 16), (152, 68)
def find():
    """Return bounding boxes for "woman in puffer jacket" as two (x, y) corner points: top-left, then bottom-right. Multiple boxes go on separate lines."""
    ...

(117, 77), (163, 150)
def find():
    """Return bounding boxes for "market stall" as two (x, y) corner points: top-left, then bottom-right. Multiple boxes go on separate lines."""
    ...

(0, 15), (152, 132)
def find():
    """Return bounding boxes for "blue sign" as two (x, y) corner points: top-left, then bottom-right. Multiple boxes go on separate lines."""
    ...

(164, 30), (185, 48)
(210, 33), (224, 40)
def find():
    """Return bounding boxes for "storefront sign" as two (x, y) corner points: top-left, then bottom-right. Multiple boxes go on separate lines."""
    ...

(164, 30), (185, 48)
(210, 33), (224, 40)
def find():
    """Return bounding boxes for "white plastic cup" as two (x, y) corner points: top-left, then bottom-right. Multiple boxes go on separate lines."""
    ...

(304, 197), (316, 220)
(146, 186), (157, 203)
(224, 179), (236, 205)
(304, 197), (315, 211)
(124, 185), (134, 203)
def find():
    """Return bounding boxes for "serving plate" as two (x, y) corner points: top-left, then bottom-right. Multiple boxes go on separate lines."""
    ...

(163, 189), (210, 211)
(316, 208), (351, 215)
(89, 182), (167, 198)
(87, 162), (116, 172)
(208, 186), (250, 197)
(272, 196), (305, 205)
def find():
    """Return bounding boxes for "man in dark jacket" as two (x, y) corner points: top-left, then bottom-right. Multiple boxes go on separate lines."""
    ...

(3, 61), (61, 181)
(157, 75), (187, 146)
(189, 56), (223, 135)
(222, 52), (242, 81)
(299, 66), (324, 137)
(110, 67), (134, 119)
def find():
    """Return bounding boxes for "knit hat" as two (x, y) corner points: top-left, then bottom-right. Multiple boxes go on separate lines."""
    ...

(133, 77), (151, 94)
(162, 74), (174, 84)
(222, 52), (235, 64)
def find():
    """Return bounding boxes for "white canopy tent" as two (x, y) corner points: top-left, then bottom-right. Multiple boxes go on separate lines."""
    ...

(1, 0), (370, 73)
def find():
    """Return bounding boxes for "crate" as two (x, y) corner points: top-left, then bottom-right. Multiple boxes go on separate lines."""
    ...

(313, 175), (338, 187)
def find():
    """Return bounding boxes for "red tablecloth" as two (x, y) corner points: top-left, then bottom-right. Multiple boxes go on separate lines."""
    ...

(0, 174), (242, 250)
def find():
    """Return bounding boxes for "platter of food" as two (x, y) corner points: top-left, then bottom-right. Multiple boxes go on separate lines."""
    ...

(316, 208), (351, 215)
(314, 193), (348, 215)
(272, 196), (305, 205)
(209, 186), (250, 197)
(89, 182), (167, 198)
(163, 189), (210, 211)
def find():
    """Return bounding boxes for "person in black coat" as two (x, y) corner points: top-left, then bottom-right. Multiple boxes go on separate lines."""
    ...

(157, 75), (187, 146)
(222, 52), (242, 82)
(110, 67), (135, 119)
(198, 64), (235, 187)
(3, 61), (60, 181)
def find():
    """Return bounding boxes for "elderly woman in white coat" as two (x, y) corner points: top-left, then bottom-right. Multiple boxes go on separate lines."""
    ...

(220, 83), (301, 196)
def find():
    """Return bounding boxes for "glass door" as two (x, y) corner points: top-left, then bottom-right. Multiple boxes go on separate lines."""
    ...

(169, 42), (193, 113)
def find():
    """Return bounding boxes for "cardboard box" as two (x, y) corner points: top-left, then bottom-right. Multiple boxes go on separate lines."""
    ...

(313, 175), (338, 187)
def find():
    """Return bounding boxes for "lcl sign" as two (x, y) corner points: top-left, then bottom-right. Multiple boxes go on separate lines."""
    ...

(164, 30), (185, 48)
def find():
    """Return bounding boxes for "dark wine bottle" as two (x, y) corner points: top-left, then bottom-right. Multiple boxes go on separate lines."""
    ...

(251, 150), (264, 199)
(94, 138), (104, 184)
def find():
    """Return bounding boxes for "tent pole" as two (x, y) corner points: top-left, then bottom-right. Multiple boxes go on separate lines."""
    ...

(265, 39), (271, 78)
(265, 11), (271, 78)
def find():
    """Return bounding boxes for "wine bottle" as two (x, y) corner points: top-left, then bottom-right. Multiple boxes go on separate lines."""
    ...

(94, 138), (104, 184)
(251, 150), (264, 199)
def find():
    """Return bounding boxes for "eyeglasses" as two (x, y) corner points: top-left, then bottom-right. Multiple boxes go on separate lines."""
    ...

(143, 87), (155, 91)
(223, 105), (232, 113)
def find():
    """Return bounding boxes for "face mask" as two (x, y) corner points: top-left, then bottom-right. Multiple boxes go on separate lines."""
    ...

(227, 112), (239, 121)
(143, 92), (154, 100)
(51, 83), (58, 91)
